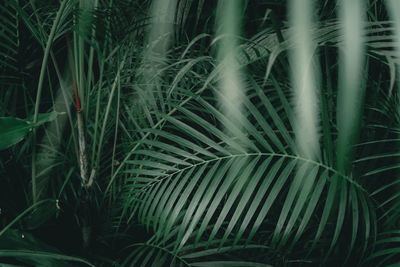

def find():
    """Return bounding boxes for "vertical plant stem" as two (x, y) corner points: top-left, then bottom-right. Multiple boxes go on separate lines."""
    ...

(91, 59), (105, 165)
(85, 0), (99, 119)
(336, 0), (365, 174)
(289, 0), (320, 160)
(32, 0), (67, 204)
(74, 81), (90, 188)
(110, 78), (120, 178)
(74, 79), (93, 250)
(110, 76), (120, 205)
(95, 56), (126, 175)
(216, 0), (246, 147)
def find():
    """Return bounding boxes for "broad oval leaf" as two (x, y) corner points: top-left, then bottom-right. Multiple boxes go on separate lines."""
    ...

(0, 111), (60, 150)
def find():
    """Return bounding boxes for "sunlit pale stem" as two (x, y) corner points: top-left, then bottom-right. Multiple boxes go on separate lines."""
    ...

(289, 0), (320, 160)
(147, 0), (176, 56)
(386, 0), (400, 197)
(336, 0), (365, 174)
(386, 0), (400, 94)
(273, 0), (321, 246)
(140, 0), (177, 112)
(386, 1), (400, 57)
(216, 0), (246, 146)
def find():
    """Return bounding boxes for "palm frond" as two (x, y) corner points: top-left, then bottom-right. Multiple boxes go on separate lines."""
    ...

(119, 75), (372, 263)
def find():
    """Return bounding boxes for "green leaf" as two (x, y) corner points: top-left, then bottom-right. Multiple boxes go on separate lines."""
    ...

(0, 117), (31, 150)
(0, 111), (60, 150)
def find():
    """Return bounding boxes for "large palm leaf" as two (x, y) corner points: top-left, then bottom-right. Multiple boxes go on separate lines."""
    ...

(117, 72), (374, 265)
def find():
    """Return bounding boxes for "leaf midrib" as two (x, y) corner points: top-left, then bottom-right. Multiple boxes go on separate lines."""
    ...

(132, 152), (367, 194)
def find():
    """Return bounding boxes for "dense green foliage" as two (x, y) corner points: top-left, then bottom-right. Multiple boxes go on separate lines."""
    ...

(0, 0), (400, 266)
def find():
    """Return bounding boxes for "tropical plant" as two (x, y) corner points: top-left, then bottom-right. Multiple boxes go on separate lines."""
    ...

(0, 0), (399, 266)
